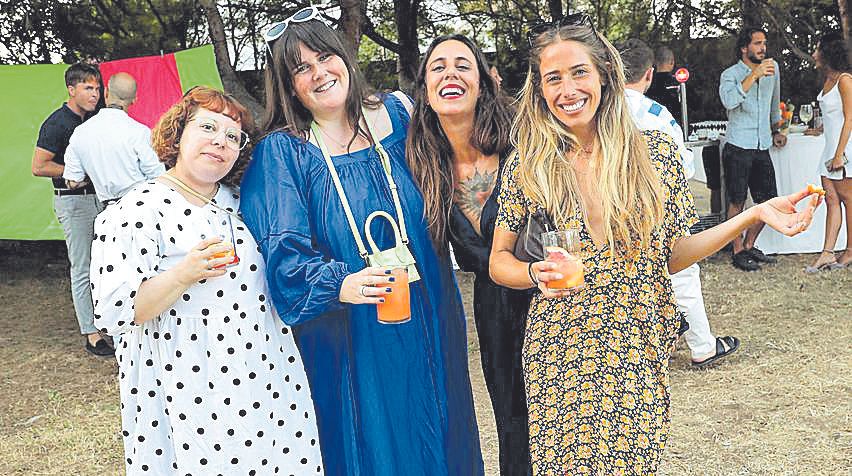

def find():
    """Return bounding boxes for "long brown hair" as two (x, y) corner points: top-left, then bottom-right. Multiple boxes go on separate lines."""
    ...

(515, 22), (665, 255)
(406, 34), (513, 246)
(261, 18), (380, 143)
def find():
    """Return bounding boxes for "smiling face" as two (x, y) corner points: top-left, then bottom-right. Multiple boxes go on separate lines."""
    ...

(291, 42), (350, 119)
(538, 39), (603, 139)
(424, 39), (481, 119)
(175, 107), (241, 186)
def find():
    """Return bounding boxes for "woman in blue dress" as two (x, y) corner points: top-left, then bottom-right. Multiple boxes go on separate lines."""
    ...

(239, 8), (483, 476)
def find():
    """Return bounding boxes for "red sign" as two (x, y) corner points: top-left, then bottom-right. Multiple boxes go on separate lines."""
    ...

(674, 67), (690, 83)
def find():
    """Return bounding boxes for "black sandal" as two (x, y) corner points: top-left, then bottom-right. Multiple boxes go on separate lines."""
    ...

(692, 336), (740, 368)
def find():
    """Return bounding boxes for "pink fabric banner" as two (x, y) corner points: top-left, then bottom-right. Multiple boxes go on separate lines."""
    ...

(99, 53), (182, 128)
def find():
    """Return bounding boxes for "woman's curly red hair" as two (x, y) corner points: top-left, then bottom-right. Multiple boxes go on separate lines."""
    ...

(151, 86), (256, 188)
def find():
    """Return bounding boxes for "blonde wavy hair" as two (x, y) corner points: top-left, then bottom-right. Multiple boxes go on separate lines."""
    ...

(514, 23), (665, 255)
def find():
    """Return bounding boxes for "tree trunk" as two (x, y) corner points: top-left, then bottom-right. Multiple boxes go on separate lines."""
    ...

(394, 0), (420, 94)
(741, 0), (762, 27)
(338, 0), (363, 58)
(198, 0), (263, 121)
(548, 0), (563, 21)
(839, 0), (851, 40)
(678, 0), (691, 52)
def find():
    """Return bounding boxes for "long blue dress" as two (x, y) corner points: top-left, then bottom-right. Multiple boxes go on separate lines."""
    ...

(240, 94), (484, 476)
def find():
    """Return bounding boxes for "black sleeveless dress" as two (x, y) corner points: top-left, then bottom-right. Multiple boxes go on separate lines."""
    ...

(448, 155), (532, 476)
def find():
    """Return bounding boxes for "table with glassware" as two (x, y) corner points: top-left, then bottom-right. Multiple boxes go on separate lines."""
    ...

(689, 127), (847, 255)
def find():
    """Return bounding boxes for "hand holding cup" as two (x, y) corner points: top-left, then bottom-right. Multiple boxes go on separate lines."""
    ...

(339, 266), (395, 305)
(175, 237), (233, 286)
(755, 59), (775, 77)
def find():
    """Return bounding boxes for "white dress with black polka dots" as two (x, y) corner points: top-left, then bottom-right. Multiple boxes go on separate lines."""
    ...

(91, 181), (323, 476)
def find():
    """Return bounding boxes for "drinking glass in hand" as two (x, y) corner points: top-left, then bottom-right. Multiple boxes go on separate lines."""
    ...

(799, 104), (813, 127)
(541, 230), (584, 290)
(377, 268), (411, 324)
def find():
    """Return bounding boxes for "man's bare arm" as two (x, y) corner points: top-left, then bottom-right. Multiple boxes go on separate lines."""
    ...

(31, 147), (64, 177)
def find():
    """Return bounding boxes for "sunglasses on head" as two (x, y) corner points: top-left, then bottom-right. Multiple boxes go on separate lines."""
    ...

(527, 13), (595, 47)
(264, 6), (323, 45)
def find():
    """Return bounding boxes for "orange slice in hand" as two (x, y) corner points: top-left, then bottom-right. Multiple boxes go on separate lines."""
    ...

(807, 184), (826, 196)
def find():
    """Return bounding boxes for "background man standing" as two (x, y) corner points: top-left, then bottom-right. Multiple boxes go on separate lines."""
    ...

(719, 27), (786, 271)
(32, 63), (112, 357)
(63, 72), (163, 206)
(646, 45), (683, 125)
(619, 38), (740, 368)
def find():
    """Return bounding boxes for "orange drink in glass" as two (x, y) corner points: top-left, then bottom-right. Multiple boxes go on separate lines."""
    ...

(377, 268), (411, 324)
(211, 215), (240, 269)
(541, 230), (585, 290)
(211, 244), (239, 268)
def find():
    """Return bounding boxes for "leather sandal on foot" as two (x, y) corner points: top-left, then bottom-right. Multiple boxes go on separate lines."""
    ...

(692, 336), (740, 369)
(805, 261), (839, 274)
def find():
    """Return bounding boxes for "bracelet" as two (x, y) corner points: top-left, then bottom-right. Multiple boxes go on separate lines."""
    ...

(528, 262), (538, 286)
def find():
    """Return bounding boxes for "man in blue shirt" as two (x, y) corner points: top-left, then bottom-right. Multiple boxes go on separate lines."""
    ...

(719, 27), (787, 271)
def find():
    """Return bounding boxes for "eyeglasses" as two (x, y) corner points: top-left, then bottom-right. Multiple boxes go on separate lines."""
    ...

(527, 13), (595, 47)
(188, 117), (250, 151)
(263, 6), (323, 45)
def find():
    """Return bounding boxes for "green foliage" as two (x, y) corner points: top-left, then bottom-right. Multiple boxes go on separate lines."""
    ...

(1, 0), (847, 121)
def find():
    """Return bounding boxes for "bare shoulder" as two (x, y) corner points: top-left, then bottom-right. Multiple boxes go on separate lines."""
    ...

(837, 73), (852, 90)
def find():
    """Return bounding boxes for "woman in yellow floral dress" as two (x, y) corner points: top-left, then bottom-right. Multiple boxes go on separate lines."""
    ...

(488, 15), (823, 475)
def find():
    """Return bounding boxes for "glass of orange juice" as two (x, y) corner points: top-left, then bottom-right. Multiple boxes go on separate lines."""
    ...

(211, 243), (239, 268)
(377, 268), (411, 324)
(211, 215), (240, 269)
(541, 229), (584, 290)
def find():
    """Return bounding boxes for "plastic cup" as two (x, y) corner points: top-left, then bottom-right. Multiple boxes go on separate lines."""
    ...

(377, 268), (411, 324)
(541, 230), (584, 290)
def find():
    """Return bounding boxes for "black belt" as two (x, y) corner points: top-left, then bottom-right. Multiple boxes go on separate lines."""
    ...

(54, 188), (94, 196)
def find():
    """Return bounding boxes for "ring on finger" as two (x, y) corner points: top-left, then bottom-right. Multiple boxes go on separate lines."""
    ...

(359, 285), (369, 297)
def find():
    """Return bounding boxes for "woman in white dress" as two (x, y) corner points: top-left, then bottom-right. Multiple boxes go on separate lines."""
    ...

(808, 32), (852, 271)
(90, 86), (323, 475)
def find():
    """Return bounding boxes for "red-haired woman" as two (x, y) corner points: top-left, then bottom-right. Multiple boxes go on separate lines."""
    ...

(90, 87), (323, 474)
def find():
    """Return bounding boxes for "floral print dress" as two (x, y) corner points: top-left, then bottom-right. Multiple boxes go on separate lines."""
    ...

(496, 131), (698, 475)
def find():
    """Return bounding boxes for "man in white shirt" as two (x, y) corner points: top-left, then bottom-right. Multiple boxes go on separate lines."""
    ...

(64, 72), (164, 205)
(618, 38), (739, 368)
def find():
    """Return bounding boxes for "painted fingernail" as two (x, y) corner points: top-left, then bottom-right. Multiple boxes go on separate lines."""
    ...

(385, 269), (392, 274)
(385, 287), (392, 292)
(379, 298), (385, 303)
(388, 277), (396, 282)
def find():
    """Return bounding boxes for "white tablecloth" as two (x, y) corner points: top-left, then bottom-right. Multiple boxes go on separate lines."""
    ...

(689, 146), (708, 183)
(755, 134), (847, 254)
(690, 134), (847, 255)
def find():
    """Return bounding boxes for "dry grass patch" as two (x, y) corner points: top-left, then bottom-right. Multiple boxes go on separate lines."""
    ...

(1, 241), (849, 475)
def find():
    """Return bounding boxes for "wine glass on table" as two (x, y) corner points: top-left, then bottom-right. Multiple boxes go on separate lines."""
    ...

(799, 104), (813, 128)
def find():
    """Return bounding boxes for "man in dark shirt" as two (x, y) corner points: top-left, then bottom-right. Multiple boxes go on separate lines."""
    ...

(32, 63), (113, 357)
(646, 46), (683, 125)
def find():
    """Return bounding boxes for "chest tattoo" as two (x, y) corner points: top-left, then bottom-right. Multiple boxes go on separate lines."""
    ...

(454, 168), (497, 218)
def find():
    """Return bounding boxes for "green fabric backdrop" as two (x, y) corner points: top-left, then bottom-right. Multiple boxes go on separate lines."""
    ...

(0, 45), (222, 240)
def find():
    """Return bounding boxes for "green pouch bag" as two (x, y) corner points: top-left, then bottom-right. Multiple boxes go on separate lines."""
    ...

(364, 211), (420, 282)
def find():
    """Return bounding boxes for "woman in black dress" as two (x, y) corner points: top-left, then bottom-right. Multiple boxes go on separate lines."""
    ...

(406, 34), (531, 476)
